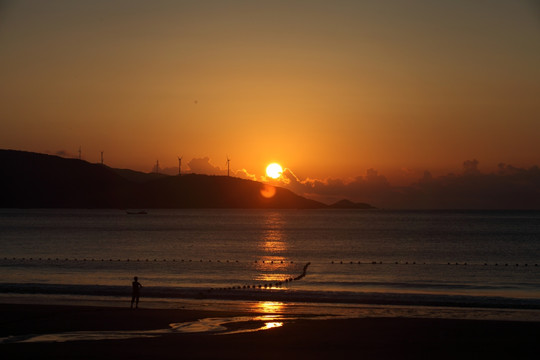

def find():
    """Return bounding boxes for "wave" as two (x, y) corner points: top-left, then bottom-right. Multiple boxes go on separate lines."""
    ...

(1, 283), (539, 310)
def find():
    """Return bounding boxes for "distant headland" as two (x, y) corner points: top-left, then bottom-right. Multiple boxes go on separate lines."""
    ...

(0, 150), (375, 210)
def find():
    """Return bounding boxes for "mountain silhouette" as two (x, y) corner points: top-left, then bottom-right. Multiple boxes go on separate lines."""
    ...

(1, 150), (373, 209)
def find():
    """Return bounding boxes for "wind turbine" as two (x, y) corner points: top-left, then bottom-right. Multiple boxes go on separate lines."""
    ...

(177, 156), (182, 176)
(226, 156), (230, 177)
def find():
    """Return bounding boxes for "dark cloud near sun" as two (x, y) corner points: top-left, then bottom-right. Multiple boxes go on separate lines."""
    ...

(280, 160), (540, 209)
(187, 157), (225, 175)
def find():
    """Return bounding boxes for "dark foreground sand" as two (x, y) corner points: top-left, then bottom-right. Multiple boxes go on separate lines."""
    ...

(1, 304), (539, 360)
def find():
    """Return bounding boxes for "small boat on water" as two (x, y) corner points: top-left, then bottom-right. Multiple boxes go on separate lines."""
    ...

(126, 210), (148, 215)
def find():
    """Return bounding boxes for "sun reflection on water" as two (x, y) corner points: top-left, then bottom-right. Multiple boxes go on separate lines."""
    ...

(257, 211), (289, 264)
(251, 212), (298, 288)
(252, 301), (285, 314)
(261, 321), (283, 330)
(260, 212), (287, 255)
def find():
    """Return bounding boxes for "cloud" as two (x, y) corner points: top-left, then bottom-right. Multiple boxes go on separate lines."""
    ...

(233, 168), (258, 181)
(276, 160), (540, 209)
(187, 157), (225, 175)
(145, 157), (259, 180)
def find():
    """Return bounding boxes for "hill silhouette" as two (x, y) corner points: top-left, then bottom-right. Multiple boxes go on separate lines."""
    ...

(1, 150), (372, 209)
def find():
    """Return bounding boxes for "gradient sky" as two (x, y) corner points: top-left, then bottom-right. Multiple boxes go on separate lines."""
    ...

(1, 0), (539, 189)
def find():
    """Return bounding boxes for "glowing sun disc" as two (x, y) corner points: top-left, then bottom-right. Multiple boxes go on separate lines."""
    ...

(266, 163), (283, 179)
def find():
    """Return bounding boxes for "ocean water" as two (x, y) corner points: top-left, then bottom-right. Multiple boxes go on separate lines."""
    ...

(0, 209), (539, 314)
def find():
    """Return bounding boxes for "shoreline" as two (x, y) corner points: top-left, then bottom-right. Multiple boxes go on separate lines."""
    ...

(2, 303), (539, 359)
(2, 292), (540, 322)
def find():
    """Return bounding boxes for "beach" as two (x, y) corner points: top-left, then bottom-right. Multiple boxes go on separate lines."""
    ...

(1, 303), (539, 359)
(1, 210), (539, 358)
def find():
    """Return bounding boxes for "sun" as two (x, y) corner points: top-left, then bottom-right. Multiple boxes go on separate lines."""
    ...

(266, 163), (283, 179)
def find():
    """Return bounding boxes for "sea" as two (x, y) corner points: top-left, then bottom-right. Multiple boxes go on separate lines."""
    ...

(1, 209), (539, 321)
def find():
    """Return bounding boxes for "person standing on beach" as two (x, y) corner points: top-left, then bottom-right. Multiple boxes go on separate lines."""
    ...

(131, 276), (142, 309)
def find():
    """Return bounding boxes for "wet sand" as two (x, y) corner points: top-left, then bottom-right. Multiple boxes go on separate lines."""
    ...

(1, 303), (539, 359)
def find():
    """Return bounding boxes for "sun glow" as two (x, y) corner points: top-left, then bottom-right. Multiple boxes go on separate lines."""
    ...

(266, 163), (283, 179)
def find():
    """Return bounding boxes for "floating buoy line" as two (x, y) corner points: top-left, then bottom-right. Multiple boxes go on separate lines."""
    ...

(1, 257), (537, 267)
(0, 257), (313, 292)
(329, 261), (538, 267)
(0, 258), (245, 263)
(211, 262), (311, 292)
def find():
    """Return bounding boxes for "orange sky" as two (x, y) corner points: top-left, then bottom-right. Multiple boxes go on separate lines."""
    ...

(1, 1), (539, 187)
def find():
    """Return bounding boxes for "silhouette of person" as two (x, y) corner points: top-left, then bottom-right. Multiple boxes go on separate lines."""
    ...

(131, 276), (142, 309)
